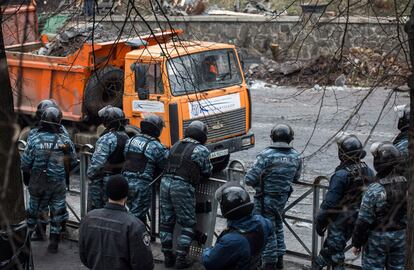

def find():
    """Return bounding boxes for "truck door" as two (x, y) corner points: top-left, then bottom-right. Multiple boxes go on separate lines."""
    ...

(130, 61), (170, 144)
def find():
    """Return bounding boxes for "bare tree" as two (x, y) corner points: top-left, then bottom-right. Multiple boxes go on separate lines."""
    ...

(0, 7), (25, 227)
(405, 4), (414, 268)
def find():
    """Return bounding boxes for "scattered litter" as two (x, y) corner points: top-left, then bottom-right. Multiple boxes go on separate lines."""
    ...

(293, 221), (313, 229)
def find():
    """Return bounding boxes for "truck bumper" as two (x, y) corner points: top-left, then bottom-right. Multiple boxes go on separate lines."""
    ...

(207, 132), (255, 159)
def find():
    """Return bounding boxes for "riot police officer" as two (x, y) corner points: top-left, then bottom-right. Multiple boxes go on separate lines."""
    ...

(352, 142), (407, 270)
(123, 114), (168, 223)
(393, 105), (409, 176)
(245, 124), (301, 269)
(28, 99), (70, 141)
(21, 107), (78, 253)
(160, 120), (213, 269)
(202, 182), (277, 270)
(87, 105), (129, 210)
(314, 134), (374, 270)
(27, 99), (71, 241)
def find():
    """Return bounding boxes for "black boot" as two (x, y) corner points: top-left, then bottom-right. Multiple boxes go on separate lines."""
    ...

(311, 263), (323, 270)
(164, 251), (176, 268)
(276, 255), (284, 269)
(60, 220), (68, 238)
(263, 262), (277, 270)
(32, 223), (47, 241)
(47, 233), (60, 253)
(175, 254), (193, 269)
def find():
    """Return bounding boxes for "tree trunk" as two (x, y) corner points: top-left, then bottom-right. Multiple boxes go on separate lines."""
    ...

(405, 5), (414, 269)
(0, 8), (25, 227)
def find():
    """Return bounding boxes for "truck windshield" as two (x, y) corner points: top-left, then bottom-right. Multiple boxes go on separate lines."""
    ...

(167, 49), (242, 96)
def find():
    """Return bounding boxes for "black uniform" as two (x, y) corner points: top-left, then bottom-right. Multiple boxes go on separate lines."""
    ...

(79, 203), (154, 270)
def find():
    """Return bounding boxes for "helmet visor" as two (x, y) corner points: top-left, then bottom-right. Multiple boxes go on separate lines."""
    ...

(214, 181), (241, 203)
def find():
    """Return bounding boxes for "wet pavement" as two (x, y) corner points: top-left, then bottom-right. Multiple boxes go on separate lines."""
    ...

(32, 237), (306, 270)
(33, 82), (409, 269)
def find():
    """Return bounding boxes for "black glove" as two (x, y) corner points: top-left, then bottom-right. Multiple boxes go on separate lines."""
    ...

(23, 171), (30, 186)
(315, 211), (329, 237)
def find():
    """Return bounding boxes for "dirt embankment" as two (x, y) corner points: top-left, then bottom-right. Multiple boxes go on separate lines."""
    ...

(247, 47), (409, 87)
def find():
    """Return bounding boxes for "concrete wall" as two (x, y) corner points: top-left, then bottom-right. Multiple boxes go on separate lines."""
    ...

(99, 15), (406, 60)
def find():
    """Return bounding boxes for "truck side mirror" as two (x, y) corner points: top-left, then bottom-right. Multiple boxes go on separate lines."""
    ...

(132, 63), (149, 100)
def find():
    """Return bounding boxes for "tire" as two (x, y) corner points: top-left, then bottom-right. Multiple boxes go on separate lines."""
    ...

(84, 65), (124, 120)
(211, 154), (230, 173)
(18, 126), (32, 142)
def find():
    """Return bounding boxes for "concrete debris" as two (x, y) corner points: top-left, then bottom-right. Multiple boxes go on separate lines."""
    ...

(243, 0), (274, 15)
(158, 0), (206, 16)
(247, 48), (408, 87)
(335, 74), (346, 87)
(35, 23), (119, 57)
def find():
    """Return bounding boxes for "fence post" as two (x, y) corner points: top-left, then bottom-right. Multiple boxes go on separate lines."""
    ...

(80, 144), (93, 219)
(150, 184), (157, 241)
(312, 176), (328, 267)
(17, 140), (29, 209)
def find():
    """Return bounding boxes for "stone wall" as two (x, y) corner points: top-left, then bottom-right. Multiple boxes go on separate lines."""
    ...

(99, 15), (406, 60)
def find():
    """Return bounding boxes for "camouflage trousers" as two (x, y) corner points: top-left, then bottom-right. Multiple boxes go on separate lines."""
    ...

(27, 180), (68, 234)
(362, 230), (406, 270)
(87, 176), (109, 211)
(160, 177), (196, 256)
(315, 212), (357, 270)
(254, 193), (287, 262)
(124, 175), (152, 223)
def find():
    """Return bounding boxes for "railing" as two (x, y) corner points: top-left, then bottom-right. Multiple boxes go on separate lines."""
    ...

(17, 141), (361, 268)
(225, 159), (361, 269)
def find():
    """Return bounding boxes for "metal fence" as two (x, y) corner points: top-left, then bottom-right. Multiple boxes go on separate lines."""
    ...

(17, 141), (361, 268)
(227, 160), (361, 269)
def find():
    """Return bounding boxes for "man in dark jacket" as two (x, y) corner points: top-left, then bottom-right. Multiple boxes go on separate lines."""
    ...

(79, 175), (154, 270)
(313, 134), (374, 270)
(202, 182), (277, 270)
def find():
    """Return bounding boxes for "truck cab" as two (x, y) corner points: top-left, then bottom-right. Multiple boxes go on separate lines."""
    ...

(123, 41), (254, 170)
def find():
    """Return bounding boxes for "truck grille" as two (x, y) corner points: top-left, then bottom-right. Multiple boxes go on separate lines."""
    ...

(183, 108), (246, 141)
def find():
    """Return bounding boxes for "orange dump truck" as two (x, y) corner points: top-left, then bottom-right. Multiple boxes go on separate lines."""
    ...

(8, 30), (254, 170)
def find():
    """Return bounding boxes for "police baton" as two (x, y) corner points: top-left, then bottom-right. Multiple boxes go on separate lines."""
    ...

(148, 171), (165, 187)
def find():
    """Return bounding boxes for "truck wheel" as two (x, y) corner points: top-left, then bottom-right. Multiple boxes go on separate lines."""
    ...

(18, 126), (32, 142)
(84, 66), (124, 120)
(212, 154), (230, 173)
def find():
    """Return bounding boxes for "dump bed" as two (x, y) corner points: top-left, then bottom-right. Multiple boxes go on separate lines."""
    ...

(6, 30), (182, 121)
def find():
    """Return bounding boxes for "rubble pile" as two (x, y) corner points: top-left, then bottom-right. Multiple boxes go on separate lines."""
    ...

(36, 23), (120, 57)
(242, 0), (275, 15)
(157, 0), (206, 16)
(247, 48), (408, 87)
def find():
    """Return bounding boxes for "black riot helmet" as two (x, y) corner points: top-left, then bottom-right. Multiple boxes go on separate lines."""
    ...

(397, 105), (410, 131)
(270, 124), (294, 144)
(36, 99), (58, 120)
(215, 182), (254, 220)
(337, 134), (366, 162)
(140, 114), (164, 138)
(40, 106), (62, 132)
(98, 105), (127, 129)
(370, 142), (401, 176)
(184, 120), (208, 144)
